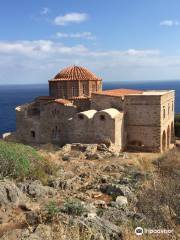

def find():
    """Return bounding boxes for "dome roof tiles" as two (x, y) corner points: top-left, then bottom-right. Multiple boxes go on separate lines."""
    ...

(50, 65), (102, 81)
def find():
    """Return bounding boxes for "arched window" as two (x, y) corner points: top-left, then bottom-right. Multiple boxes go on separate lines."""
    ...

(83, 84), (87, 95)
(30, 130), (35, 138)
(100, 115), (106, 121)
(78, 114), (84, 120)
(163, 106), (166, 119)
(172, 101), (174, 112)
(168, 103), (170, 115)
(72, 86), (76, 97)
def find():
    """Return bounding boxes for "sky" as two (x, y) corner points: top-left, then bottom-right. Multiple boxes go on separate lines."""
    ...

(1, 0), (180, 84)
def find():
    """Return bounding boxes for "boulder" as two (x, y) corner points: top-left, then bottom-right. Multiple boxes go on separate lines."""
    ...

(115, 196), (128, 207)
(0, 180), (28, 206)
(93, 200), (107, 208)
(100, 207), (129, 225)
(97, 144), (109, 152)
(80, 216), (122, 240)
(62, 154), (71, 161)
(49, 176), (81, 190)
(100, 184), (133, 198)
(19, 180), (56, 198)
(61, 144), (72, 153)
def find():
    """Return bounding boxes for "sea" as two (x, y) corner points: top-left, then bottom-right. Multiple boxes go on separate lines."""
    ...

(0, 80), (179, 137)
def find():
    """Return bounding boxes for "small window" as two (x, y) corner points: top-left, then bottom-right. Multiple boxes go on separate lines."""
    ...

(83, 84), (87, 95)
(100, 115), (105, 121)
(78, 114), (84, 120)
(172, 102), (174, 112)
(163, 106), (166, 119)
(92, 84), (96, 92)
(30, 130), (35, 138)
(168, 103), (170, 115)
(72, 86), (76, 97)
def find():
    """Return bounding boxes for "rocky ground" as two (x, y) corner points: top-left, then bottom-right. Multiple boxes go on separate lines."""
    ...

(0, 143), (179, 240)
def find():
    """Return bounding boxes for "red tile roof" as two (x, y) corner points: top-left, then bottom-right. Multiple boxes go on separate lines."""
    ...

(35, 96), (55, 101)
(69, 96), (90, 100)
(54, 99), (72, 105)
(94, 89), (143, 97)
(45, 98), (72, 105)
(50, 65), (102, 81)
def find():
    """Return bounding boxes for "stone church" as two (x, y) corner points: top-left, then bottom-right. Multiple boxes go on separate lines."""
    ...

(15, 65), (175, 152)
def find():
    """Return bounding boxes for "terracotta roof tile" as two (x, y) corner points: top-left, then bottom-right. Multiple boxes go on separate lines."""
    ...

(35, 96), (55, 101)
(46, 98), (72, 105)
(54, 99), (72, 105)
(69, 96), (90, 100)
(94, 89), (143, 97)
(50, 65), (102, 81)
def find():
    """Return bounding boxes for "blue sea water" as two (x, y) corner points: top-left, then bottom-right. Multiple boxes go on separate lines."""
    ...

(0, 81), (179, 137)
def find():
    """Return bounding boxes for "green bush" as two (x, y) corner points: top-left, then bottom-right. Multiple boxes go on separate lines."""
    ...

(0, 140), (54, 182)
(45, 201), (60, 217)
(62, 199), (87, 216)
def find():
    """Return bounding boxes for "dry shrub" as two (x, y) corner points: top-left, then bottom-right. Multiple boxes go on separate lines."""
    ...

(136, 149), (180, 237)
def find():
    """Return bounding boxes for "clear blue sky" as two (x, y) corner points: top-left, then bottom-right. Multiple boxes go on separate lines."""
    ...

(0, 0), (180, 84)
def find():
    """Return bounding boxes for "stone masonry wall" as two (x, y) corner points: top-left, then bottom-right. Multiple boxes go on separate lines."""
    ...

(91, 94), (124, 111)
(124, 95), (161, 152)
(70, 109), (124, 150)
(160, 91), (175, 151)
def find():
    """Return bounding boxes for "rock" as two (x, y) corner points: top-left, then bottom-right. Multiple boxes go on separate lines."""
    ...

(71, 143), (88, 152)
(0, 180), (28, 206)
(92, 233), (105, 240)
(86, 152), (104, 160)
(88, 212), (97, 218)
(25, 211), (40, 226)
(62, 154), (71, 161)
(85, 144), (98, 154)
(85, 144), (99, 159)
(100, 184), (133, 198)
(103, 165), (125, 173)
(100, 207), (129, 225)
(115, 196), (128, 207)
(61, 144), (71, 153)
(80, 216), (122, 240)
(119, 178), (131, 185)
(19, 180), (56, 198)
(55, 169), (74, 179)
(49, 176), (81, 190)
(93, 200), (107, 208)
(128, 169), (150, 183)
(33, 224), (52, 240)
(0, 225), (53, 240)
(97, 144), (109, 152)
(131, 212), (146, 221)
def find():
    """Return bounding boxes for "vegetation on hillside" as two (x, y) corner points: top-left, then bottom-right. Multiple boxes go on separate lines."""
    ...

(0, 140), (56, 182)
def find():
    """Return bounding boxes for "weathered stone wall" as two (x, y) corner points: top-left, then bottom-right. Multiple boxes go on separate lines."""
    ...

(70, 109), (124, 150)
(160, 91), (175, 151)
(16, 101), (77, 145)
(16, 103), (41, 143)
(39, 102), (77, 145)
(72, 98), (91, 111)
(91, 94), (124, 111)
(124, 95), (161, 152)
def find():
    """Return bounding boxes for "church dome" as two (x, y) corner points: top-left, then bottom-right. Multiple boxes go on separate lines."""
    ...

(52, 65), (102, 81)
